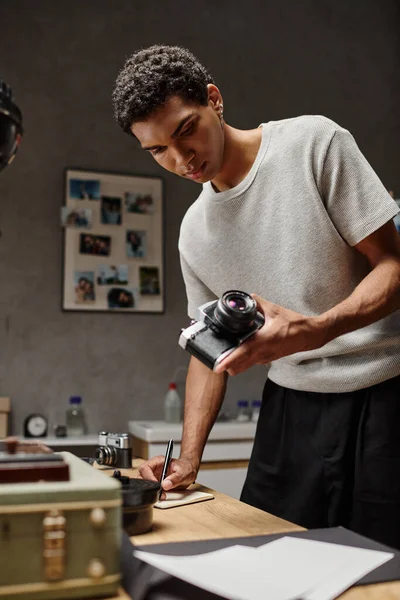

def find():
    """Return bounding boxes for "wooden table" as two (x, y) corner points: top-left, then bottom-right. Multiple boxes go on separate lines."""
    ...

(99, 461), (400, 600)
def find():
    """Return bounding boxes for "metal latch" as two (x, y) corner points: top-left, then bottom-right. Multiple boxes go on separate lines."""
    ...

(43, 509), (66, 581)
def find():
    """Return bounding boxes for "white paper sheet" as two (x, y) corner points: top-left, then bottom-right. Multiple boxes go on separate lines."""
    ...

(136, 544), (293, 600)
(304, 542), (394, 600)
(135, 536), (394, 600)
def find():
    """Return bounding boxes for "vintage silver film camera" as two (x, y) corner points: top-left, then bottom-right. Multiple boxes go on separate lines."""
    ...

(96, 432), (132, 468)
(179, 290), (265, 371)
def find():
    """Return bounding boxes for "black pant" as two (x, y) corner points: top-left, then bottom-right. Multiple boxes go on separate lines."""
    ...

(240, 375), (400, 549)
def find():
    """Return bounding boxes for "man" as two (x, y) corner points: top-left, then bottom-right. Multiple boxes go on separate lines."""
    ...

(112, 45), (400, 547)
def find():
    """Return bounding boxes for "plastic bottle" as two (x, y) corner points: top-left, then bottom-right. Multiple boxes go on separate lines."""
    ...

(66, 396), (87, 436)
(251, 400), (261, 422)
(164, 383), (182, 423)
(236, 400), (250, 422)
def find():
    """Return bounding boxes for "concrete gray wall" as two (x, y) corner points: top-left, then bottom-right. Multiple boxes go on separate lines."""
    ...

(0, 0), (398, 435)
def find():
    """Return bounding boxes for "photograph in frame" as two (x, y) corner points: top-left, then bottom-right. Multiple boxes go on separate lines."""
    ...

(139, 266), (161, 295)
(74, 271), (96, 304)
(107, 287), (138, 310)
(126, 230), (147, 258)
(69, 178), (101, 200)
(97, 265), (128, 286)
(125, 191), (154, 214)
(61, 207), (92, 229)
(79, 233), (112, 256)
(101, 196), (122, 225)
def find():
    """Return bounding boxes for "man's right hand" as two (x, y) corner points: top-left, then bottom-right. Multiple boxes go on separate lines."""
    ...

(138, 455), (199, 500)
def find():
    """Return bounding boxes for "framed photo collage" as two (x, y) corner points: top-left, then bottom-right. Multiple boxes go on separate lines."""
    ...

(62, 169), (164, 313)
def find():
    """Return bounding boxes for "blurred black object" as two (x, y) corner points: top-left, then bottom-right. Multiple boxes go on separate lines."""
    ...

(54, 424), (67, 437)
(113, 470), (160, 535)
(0, 80), (23, 172)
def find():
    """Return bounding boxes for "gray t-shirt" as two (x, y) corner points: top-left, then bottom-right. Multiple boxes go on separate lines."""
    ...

(178, 115), (400, 393)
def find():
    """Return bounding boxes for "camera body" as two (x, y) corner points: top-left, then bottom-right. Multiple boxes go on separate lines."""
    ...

(96, 432), (132, 469)
(179, 290), (265, 371)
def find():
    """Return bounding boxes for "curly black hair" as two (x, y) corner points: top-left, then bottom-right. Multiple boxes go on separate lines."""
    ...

(112, 45), (215, 135)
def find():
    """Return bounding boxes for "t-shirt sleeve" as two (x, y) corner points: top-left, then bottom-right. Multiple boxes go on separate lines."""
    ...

(180, 252), (217, 319)
(319, 127), (399, 246)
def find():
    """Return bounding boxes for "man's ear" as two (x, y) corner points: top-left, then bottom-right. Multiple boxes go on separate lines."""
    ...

(207, 84), (223, 112)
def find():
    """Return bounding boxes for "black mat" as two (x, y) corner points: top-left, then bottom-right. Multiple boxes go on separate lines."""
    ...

(121, 527), (400, 600)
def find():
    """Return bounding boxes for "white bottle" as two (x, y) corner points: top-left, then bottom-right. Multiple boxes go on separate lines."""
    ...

(251, 400), (261, 422)
(66, 396), (87, 436)
(164, 383), (182, 423)
(236, 400), (250, 422)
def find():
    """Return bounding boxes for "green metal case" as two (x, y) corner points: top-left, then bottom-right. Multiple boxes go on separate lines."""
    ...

(0, 452), (122, 599)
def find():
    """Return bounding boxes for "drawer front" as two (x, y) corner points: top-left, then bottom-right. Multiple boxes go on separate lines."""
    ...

(197, 467), (248, 499)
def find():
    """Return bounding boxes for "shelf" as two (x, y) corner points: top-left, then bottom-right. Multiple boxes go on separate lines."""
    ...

(22, 435), (98, 446)
(129, 420), (257, 443)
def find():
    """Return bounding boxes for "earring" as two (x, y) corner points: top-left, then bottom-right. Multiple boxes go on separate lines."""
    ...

(219, 105), (224, 126)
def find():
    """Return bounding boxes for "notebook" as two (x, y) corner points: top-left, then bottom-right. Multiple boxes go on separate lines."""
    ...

(154, 489), (214, 509)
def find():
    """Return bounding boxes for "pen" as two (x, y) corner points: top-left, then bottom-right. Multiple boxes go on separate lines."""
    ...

(159, 439), (174, 500)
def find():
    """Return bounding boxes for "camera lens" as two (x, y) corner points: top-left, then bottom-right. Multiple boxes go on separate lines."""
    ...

(226, 296), (247, 311)
(96, 446), (117, 466)
(214, 291), (257, 333)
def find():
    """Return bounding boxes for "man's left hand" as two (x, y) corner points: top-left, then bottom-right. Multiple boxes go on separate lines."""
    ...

(214, 294), (326, 376)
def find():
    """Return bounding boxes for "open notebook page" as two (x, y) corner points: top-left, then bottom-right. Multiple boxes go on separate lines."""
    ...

(154, 489), (214, 509)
